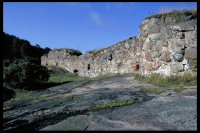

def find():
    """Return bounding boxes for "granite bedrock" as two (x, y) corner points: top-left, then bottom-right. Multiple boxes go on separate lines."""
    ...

(41, 17), (197, 78)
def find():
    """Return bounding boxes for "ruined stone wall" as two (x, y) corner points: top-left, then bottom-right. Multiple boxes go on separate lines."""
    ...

(41, 16), (197, 78)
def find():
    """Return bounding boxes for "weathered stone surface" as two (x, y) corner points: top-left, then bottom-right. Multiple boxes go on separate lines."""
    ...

(148, 18), (161, 27)
(148, 33), (161, 40)
(146, 62), (152, 70)
(154, 51), (162, 58)
(114, 46), (120, 51)
(142, 38), (149, 51)
(145, 51), (152, 62)
(188, 59), (197, 71)
(165, 17), (173, 25)
(159, 50), (171, 62)
(173, 54), (184, 62)
(176, 32), (184, 39)
(160, 26), (171, 39)
(142, 24), (148, 32)
(152, 40), (162, 52)
(128, 48), (134, 52)
(150, 25), (160, 34)
(154, 58), (162, 69)
(125, 42), (130, 49)
(139, 37), (143, 50)
(169, 38), (185, 50)
(185, 31), (197, 48)
(170, 62), (183, 73)
(142, 32), (148, 37)
(185, 47), (197, 59)
(173, 19), (196, 31)
(173, 49), (185, 55)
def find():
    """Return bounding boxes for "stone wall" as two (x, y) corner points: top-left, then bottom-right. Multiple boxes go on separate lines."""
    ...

(41, 16), (197, 78)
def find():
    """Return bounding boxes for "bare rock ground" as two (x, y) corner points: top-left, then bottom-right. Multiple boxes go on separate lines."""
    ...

(3, 76), (197, 131)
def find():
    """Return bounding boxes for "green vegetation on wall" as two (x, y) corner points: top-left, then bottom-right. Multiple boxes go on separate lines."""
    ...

(50, 48), (82, 56)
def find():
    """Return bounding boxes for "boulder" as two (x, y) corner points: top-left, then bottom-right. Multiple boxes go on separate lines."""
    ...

(152, 40), (162, 52)
(145, 51), (152, 62)
(148, 33), (161, 40)
(185, 31), (197, 48)
(125, 42), (130, 49)
(173, 54), (184, 62)
(159, 50), (171, 62)
(154, 51), (162, 58)
(150, 25), (160, 34)
(185, 47), (197, 59)
(173, 19), (196, 31)
(169, 38), (185, 50)
(188, 59), (197, 71)
(142, 32), (148, 37)
(154, 58), (162, 69)
(146, 62), (152, 70)
(170, 62), (183, 73)
(142, 38), (149, 51)
(160, 26), (171, 39)
(173, 49), (185, 55)
(165, 17), (173, 25)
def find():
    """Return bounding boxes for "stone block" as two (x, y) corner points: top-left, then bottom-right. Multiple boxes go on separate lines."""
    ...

(173, 54), (184, 62)
(114, 46), (120, 51)
(165, 17), (173, 25)
(170, 62), (183, 73)
(150, 25), (160, 34)
(146, 62), (152, 70)
(185, 31), (197, 48)
(185, 47), (197, 59)
(145, 51), (152, 62)
(128, 48), (135, 52)
(154, 51), (162, 58)
(125, 42), (130, 49)
(142, 32), (148, 37)
(176, 32), (183, 39)
(160, 26), (171, 39)
(148, 18), (161, 28)
(152, 40), (162, 52)
(169, 38), (185, 50)
(173, 19), (196, 31)
(148, 33), (161, 40)
(142, 38), (149, 51)
(173, 49), (185, 55)
(159, 50), (171, 62)
(188, 59), (197, 71)
(154, 58), (162, 69)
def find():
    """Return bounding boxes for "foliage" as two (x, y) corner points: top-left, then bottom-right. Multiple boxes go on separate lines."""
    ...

(3, 57), (50, 90)
(86, 47), (105, 55)
(145, 8), (197, 22)
(3, 31), (51, 91)
(87, 99), (140, 111)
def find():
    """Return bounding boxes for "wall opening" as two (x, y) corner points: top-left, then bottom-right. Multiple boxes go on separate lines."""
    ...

(136, 64), (139, 71)
(74, 69), (78, 73)
(56, 62), (58, 66)
(87, 64), (90, 71)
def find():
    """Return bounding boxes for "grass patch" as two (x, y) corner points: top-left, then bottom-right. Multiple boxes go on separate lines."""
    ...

(144, 2), (197, 21)
(87, 99), (140, 111)
(50, 48), (82, 56)
(133, 73), (197, 88)
(45, 93), (77, 101)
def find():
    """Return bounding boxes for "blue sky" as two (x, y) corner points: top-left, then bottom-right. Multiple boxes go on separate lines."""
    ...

(3, 2), (197, 55)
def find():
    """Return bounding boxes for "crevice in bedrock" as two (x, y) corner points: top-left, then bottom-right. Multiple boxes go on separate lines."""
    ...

(3, 109), (84, 131)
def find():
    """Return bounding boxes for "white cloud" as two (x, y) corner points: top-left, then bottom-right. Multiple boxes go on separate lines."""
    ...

(90, 11), (101, 26)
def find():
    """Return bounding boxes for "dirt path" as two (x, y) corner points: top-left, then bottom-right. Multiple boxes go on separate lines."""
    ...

(3, 76), (197, 131)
